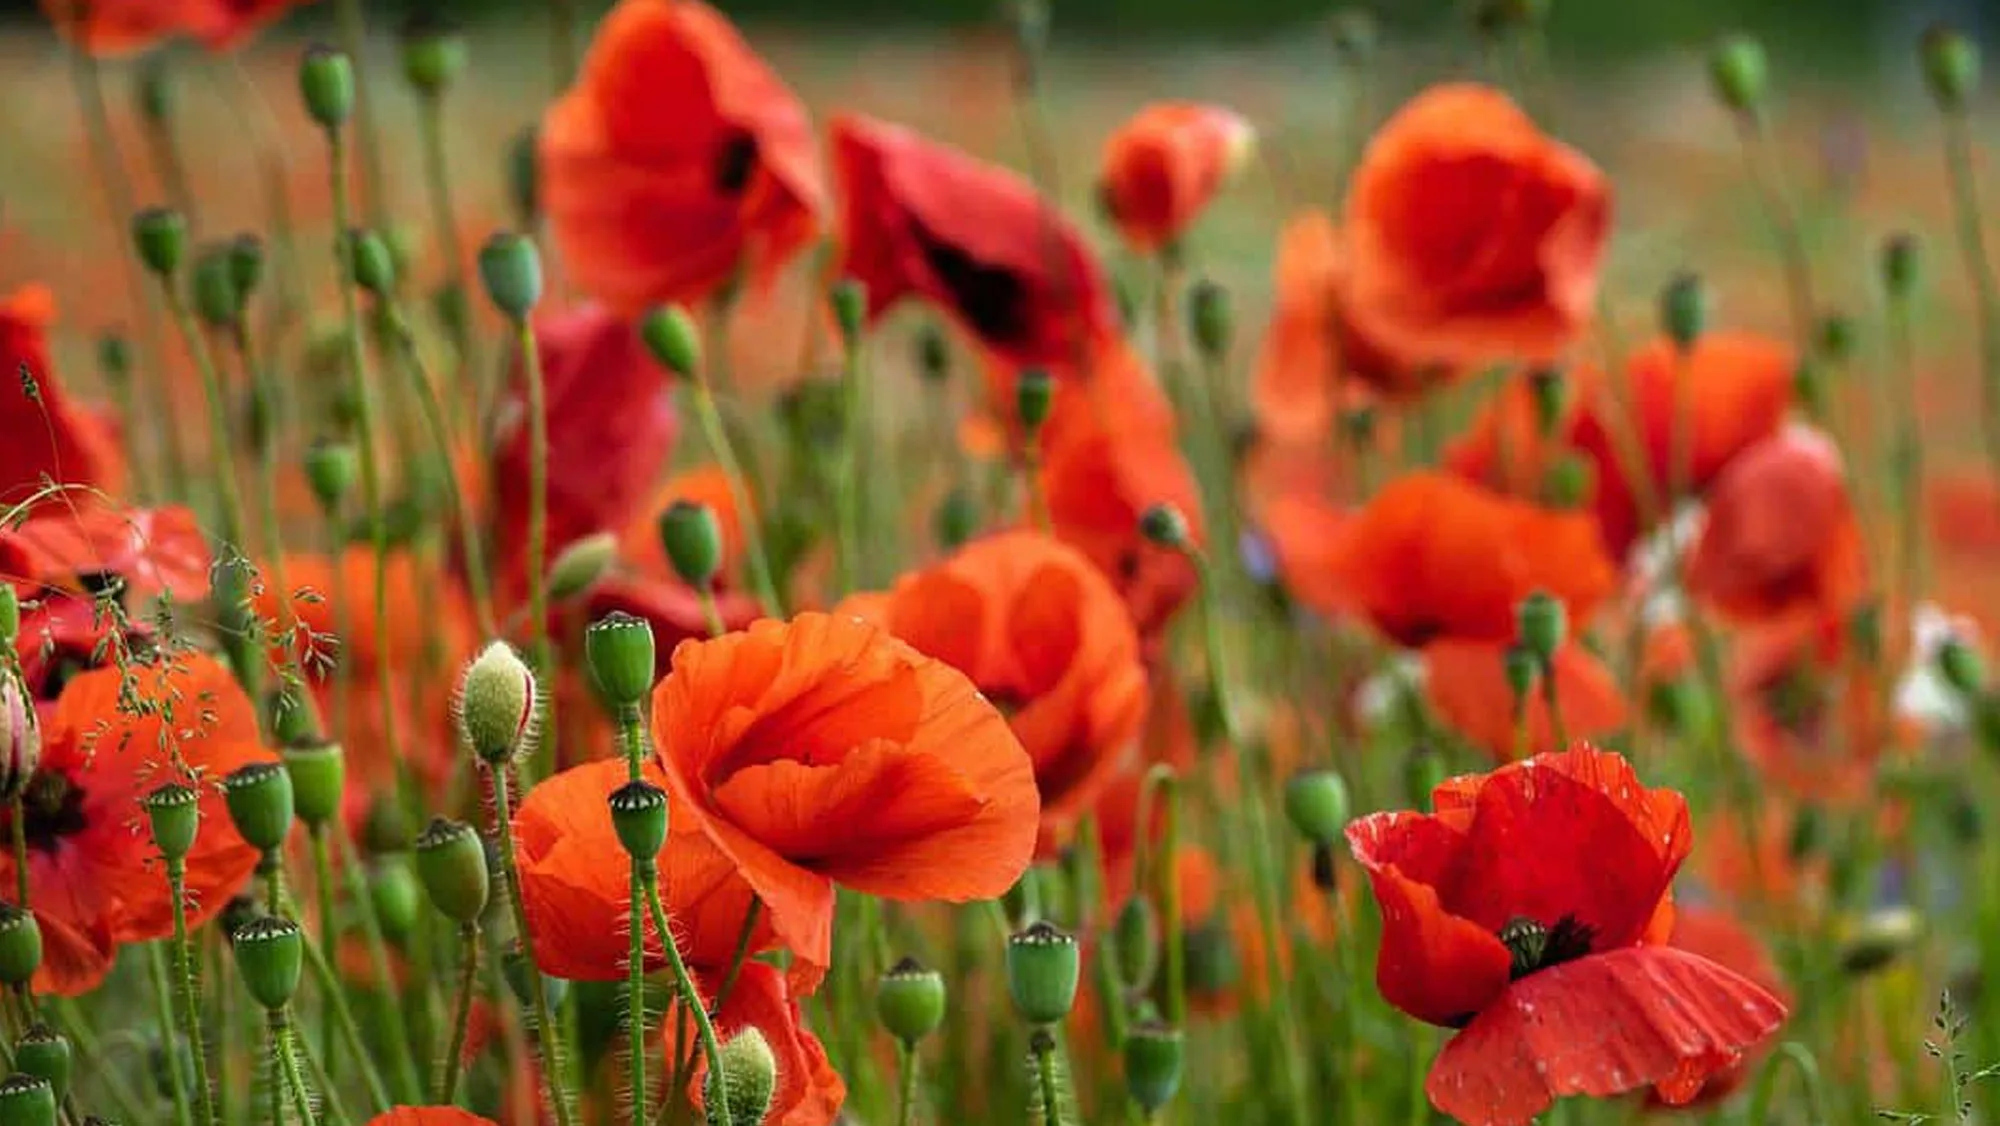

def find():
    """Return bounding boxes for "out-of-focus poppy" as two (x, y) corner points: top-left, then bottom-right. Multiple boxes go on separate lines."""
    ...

(675, 961), (846, 1126)
(601, 464), (764, 655)
(838, 530), (1147, 850)
(1267, 471), (1615, 647)
(832, 113), (1117, 371)
(1443, 367), (1599, 502)
(1422, 640), (1628, 761)
(1346, 745), (1786, 1126)
(0, 651), (274, 995)
(1686, 426), (1867, 626)
(364, 1109), (499, 1126)
(0, 286), (124, 504)
(651, 613), (1038, 970)
(541, 0), (825, 315)
(9, 504), (210, 606)
(39, 0), (305, 55)
(1654, 906), (1790, 1107)
(491, 306), (679, 602)
(1097, 103), (1255, 254)
(1729, 613), (1896, 805)
(514, 758), (804, 984)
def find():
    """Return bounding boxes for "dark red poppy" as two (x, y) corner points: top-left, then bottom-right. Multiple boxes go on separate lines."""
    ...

(542, 0), (825, 314)
(1347, 745), (1786, 1126)
(1097, 102), (1255, 254)
(9, 504), (211, 606)
(832, 113), (1117, 371)
(0, 286), (124, 506)
(1685, 426), (1867, 626)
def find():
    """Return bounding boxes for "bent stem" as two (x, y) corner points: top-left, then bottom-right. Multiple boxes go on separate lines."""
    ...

(1732, 112), (1817, 347)
(643, 870), (733, 1126)
(297, 900), (395, 1113)
(689, 376), (783, 616)
(1747, 1042), (1828, 1126)
(1940, 107), (2000, 508)
(272, 1007), (321, 1126)
(296, 1005), (356, 1126)
(490, 763), (580, 1126)
(167, 860), (219, 1126)
(437, 922), (481, 1104)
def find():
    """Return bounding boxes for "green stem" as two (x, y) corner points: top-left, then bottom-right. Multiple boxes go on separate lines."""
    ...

(689, 378), (783, 617)
(629, 866), (650, 1125)
(1538, 657), (1569, 749)
(698, 586), (727, 640)
(298, 913), (394, 1113)
(307, 831), (337, 1072)
(1887, 290), (1926, 645)
(518, 317), (557, 779)
(334, 829), (424, 1101)
(714, 899), (763, 1014)
(141, 72), (199, 230)
(167, 860), (219, 1126)
(436, 922), (480, 1104)
(415, 92), (475, 376)
(273, 1009), (321, 1126)
(9, 795), (26, 908)
(643, 870), (733, 1126)
(1746, 1042), (1828, 1126)
(1943, 108), (2000, 526)
(51, 996), (149, 1123)
(652, 1006), (695, 1126)
(490, 764), (580, 1126)
(897, 1040), (920, 1126)
(230, 325), (293, 573)
(1155, 769), (1185, 1029)
(1033, 1031), (1065, 1126)
(835, 333), (867, 594)
(295, 1005), (355, 1126)
(1734, 112), (1817, 347)
(331, 0), (387, 224)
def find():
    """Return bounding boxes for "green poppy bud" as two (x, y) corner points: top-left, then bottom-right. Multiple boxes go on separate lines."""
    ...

(1813, 313), (1856, 365)
(0, 904), (43, 986)
(97, 332), (133, 385)
(640, 304), (702, 380)
(1006, 921), (1080, 1025)
(142, 782), (201, 864)
(1923, 24), (1980, 111)
(0, 586), (18, 646)
(227, 233), (265, 300)
(299, 45), (356, 130)
(1660, 272), (1707, 351)
(223, 761), (295, 855)
(346, 229), (396, 297)
(586, 612), (658, 710)
(916, 324), (950, 384)
(415, 817), (490, 925)
(303, 438), (360, 514)
(1181, 920), (1239, 997)
(1527, 367), (1566, 435)
(875, 956), (947, 1045)
(705, 1027), (777, 1126)
(1502, 642), (1539, 706)
(191, 245), (240, 329)
(548, 532), (618, 604)
(609, 780), (669, 864)
(0, 677), (40, 804)
(0, 1074), (56, 1126)
(401, 17), (467, 95)
(370, 855), (422, 945)
(281, 741), (345, 829)
(1540, 453), (1592, 510)
(1708, 34), (1768, 115)
(1939, 636), (1986, 697)
(508, 125), (541, 228)
(1016, 369), (1054, 433)
(831, 278), (868, 346)
(131, 207), (187, 278)
(1283, 769), (1352, 848)
(933, 486), (980, 551)
(12, 1025), (72, 1103)
(477, 232), (543, 320)
(1122, 1022), (1184, 1114)
(1111, 896), (1160, 992)
(456, 641), (538, 764)
(659, 500), (724, 589)
(1138, 503), (1190, 550)
(1187, 279), (1231, 361)
(1516, 590), (1565, 663)
(231, 915), (304, 1010)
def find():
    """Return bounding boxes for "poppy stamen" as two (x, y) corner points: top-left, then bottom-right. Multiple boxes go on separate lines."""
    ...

(7, 770), (87, 853)
(1498, 913), (1595, 980)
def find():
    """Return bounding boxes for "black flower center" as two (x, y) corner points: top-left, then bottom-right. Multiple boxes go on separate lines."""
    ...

(713, 130), (760, 197)
(5, 770), (88, 854)
(1497, 914), (1595, 981)
(910, 220), (1031, 351)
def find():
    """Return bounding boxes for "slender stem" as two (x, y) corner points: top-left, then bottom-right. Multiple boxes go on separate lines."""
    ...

(166, 861), (219, 1126)
(1156, 770), (1184, 1029)
(230, 325), (293, 571)
(416, 93), (475, 375)
(835, 333), (867, 594)
(1538, 658), (1569, 749)
(643, 872), (733, 1126)
(436, 922), (481, 1104)
(52, 996), (149, 1123)
(518, 317), (557, 779)
(142, 70), (199, 230)
(713, 899), (763, 1014)
(334, 828), (424, 1101)
(307, 830), (339, 1074)
(652, 1006), (695, 1126)
(1942, 107), (2000, 530)
(1747, 1042), (1829, 1126)
(1033, 1032), (1065, 1126)
(689, 378), (783, 616)
(9, 795), (26, 907)
(332, 0), (387, 224)
(629, 866), (650, 1125)
(1887, 290), (1926, 643)
(295, 1006), (355, 1126)
(698, 586), (727, 640)
(490, 764), (580, 1126)
(298, 919), (394, 1113)
(273, 1009), (321, 1126)
(1733, 112), (1817, 347)
(896, 1040), (920, 1126)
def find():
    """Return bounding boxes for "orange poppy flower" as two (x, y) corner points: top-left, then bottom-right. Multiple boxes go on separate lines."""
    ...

(1443, 367), (1600, 501)
(675, 961), (846, 1126)
(831, 113), (1117, 370)
(650, 613), (1038, 969)
(1423, 640), (1628, 761)
(1730, 613), (1896, 804)
(1268, 471), (1615, 646)
(364, 1109), (498, 1126)
(40, 0), (305, 55)
(0, 286), (124, 505)
(0, 651), (274, 995)
(1097, 102), (1255, 254)
(1686, 427), (1867, 626)
(837, 530), (1147, 849)
(541, 0), (825, 315)
(514, 758), (809, 984)
(1347, 746), (1785, 1126)
(1654, 906), (1789, 1107)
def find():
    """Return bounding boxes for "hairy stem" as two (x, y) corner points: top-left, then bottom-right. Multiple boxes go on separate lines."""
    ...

(436, 922), (481, 1104)
(490, 764), (580, 1126)
(643, 872), (732, 1126)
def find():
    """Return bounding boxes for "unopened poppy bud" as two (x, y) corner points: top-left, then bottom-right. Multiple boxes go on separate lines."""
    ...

(1839, 906), (1923, 976)
(1283, 769), (1352, 847)
(131, 207), (186, 277)
(0, 586), (19, 646)
(1187, 279), (1232, 361)
(0, 1074), (56, 1126)
(1707, 34), (1768, 115)
(934, 486), (980, 551)
(0, 678), (40, 803)
(1659, 272), (1707, 351)
(1111, 896), (1160, 992)
(477, 232), (542, 320)
(281, 741), (345, 829)
(13, 1025), (71, 1103)
(232, 915), (304, 1010)
(1181, 920), (1239, 996)
(401, 17), (467, 95)
(456, 641), (538, 764)
(640, 304), (702, 380)
(303, 438), (359, 513)
(1122, 1022), (1185, 1114)
(299, 45), (355, 130)
(143, 782), (201, 863)
(916, 324), (950, 383)
(1502, 643), (1539, 705)
(415, 817), (489, 924)
(705, 1026), (777, 1126)
(1138, 503), (1190, 550)
(1923, 24), (1980, 111)
(585, 612), (657, 710)
(1006, 921), (1080, 1025)
(223, 761), (295, 855)
(508, 125), (540, 227)
(876, 956), (947, 1045)
(659, 501), (724, 589)
(370, 856), (421, 944)
(346, 229), (396, 296)
(1527, 367), (1566, 435)
(1938, 636), (1986, 697)
(0, 904), (39, 987)
(1516, 590), (1565, 662)
(608, 780), (670, 865)
(831, 278), (868, 346)
(191, 246), (240, 329)
(227, 233), (265, 298)
(1540, 453), (1592, 509)
(1016, 369), (1054, 433)
(548, 532), (618, 603)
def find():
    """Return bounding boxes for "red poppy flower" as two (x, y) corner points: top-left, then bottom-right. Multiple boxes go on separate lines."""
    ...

(674, 961), (846, 1126)
(1686, 426), (1867, 626)
(832, 113), (1117, 370)
(1423, 640), (1628, 761)
(12, 592), (149, 715)
(0, 651), (274, 995)
(541, 0), (825, 314)
(9, 504), (211, 606)
(0, 286), (124, 504)
(1443, 368), (1600, 502)
(1097, 103), (1255, 254)
(39, 0), (303, 56)
(1268, 471), (1615, 646)
(1656, 907), (1789, 1107)
(837, 530), (1147, 850)
(1346, 745), (1786, 1126)
(651, 612), (1038, 970)
(1729, 613), (1896, 804)
(364, 1109), (498, 1126)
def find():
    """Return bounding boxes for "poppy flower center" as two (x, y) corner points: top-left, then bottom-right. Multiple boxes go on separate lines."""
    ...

(1497, 914), (1594, 980)
(713, 131), (760, 197)
(3, 770), (87, 853)
(910, 219), (1031, 350)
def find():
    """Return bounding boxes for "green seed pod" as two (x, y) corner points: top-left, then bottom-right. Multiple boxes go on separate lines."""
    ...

(1181, 919), (1239, 997)
(0, 905), (40, 987)
(191, 245), (240, 329)
(1122, 1022), (1184, 1114)
(916, 324), (950, 384)
(1923, 24), (1980, 111)
(1006, 921), (1080, 1025)
(415, 817), (490, 924)
(933, 485), (980, 551)
(1938, 636), (1986, 697)
(267, 683), (321, 748)
(281, 741), (345, 829)
(1659, 272), (1707, 351)
(1502, 642), (1539, 705)
(477, 232), (543, 320)
(13, 1025), (72, 1102)
(875, 956), (947, 1045)
(1540, 453), (1592, 510)
(640, 304), (702, 380)
(0, 676), (41, 804)
(345, 229), (396, 297)
(299, 45), (356, 130)
(131, 207), (187, 278)
(1527, 367), (1566, 436)
(659, 500), (725, 590)
(1111, 896), (1160, 992)
(223, 761), (295, 855)
(0, 585), (19, 646)
(548, 532), (618, 604)
(0, 1074), (56, 1126)
(1187, 279), (1232, 361)
(586, 612), (658, 710)
(1283, 769), (1352, 848)
(231, 915), (304, 1010)
(370, 855), (422, 945)
(227, 234), (265, 300)
(1707, 34), (1768, 115)
(401, 17), (468, 95)
(609, 780), (669, 863)
(1516, 590), (1565, 663)
(705, 1027), (778, 1126)
(508, 125), (541, 228)
(1138, 503), (1190, 550)
(830, 278), (868, 347)
(456, 641), (538, 764)
(303, 438), (360, 514)
(97, 332), (133, 385)
(1016, 369), (1054, 433)
(142, 782), (201, 863)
